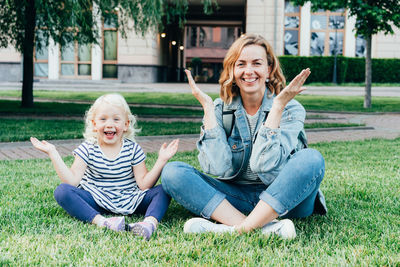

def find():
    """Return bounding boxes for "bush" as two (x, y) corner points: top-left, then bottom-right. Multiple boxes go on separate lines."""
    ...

(279, 56), (400, 83)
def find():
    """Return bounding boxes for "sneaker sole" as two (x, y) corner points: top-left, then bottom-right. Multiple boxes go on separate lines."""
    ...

(183, 218), (209, 233)
(114, 217), (125, 232)
(279, 219), (297, 240)
(128, 224), (151, 240)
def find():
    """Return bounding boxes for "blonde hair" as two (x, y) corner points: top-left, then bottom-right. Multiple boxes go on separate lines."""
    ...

(83, 93), (139, 143)
(219, 34), (286, 104)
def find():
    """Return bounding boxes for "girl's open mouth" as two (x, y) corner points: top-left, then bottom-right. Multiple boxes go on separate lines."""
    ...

(104, 131), (116, 139)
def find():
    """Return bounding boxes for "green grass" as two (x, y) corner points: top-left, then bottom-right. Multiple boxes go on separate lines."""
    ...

(0, 100), (204, 117)
(304, 122), (363, 129)
(1, 91), (400, 113)
(0, 118), (363, 142)
(296, 95), (400, 112)
(0, 90), (219, 106)
(306, 82), (400, 87)
(0, 139), (399, 265)
(0, 119), (202, 142)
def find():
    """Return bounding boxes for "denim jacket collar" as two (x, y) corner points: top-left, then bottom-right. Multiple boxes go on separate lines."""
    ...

(224, 90), (275, 113)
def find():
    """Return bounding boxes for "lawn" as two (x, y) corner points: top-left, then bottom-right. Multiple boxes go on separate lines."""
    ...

(1, 91), (400, 113)
(0, 100), (204, 117)
(0, 118), (362, 142)
(0, 138), (399, 265)
(0, 118), (202, 142)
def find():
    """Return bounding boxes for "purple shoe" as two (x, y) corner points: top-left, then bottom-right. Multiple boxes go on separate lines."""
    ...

(103, 216), (125, 232)
(127, 222), (155, 241)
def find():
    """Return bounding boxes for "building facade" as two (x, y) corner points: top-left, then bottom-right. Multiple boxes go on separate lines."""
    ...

(0, 0), (399, 83)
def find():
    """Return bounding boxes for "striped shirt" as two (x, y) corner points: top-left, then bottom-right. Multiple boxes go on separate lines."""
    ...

(73, 139), (147, 215)
(235, 110), (263, 185)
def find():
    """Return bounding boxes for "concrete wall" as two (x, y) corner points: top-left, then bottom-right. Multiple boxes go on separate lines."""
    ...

(0, 46), (21, 81)
(118, 65), (167, 83)
(117, 28), (164, 82)
(118, 31), (160, 65)
(373, 25), (400, 58)
(0, 62), (21, 82)
(246, 0), (285, 55)
(0, 46), (21, 62)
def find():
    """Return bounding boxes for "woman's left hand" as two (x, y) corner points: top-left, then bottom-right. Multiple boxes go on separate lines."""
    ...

(274, 68), (310, 108)
(159, 139), (179, 162)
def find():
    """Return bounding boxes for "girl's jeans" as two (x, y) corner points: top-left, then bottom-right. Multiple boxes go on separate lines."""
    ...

(161, 148), (325, 219)
(54, 184), (170, 223)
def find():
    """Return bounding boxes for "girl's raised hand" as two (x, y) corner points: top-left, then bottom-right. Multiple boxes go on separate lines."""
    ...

(30, 137), (56, 155)
(159, 139), (179, 162)
(274, 68), (311, 108)
(185, 69), (213, 109)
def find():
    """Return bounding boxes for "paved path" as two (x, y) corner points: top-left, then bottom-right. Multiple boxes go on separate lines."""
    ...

(1, 81), (400, 96)
(1, 112), (399, 161)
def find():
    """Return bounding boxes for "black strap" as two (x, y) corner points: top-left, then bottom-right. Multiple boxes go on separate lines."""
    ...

(222, 109), (235, 137)
(252, 111), (269, 143)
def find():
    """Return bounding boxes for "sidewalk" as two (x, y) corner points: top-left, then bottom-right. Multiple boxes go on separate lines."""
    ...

(1, 81), (400, 96)
(1, 112), (399, 161)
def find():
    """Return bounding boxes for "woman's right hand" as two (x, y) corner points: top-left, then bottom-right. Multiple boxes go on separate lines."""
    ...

(184, 69), (217, 130)
(30, 137), (56, 155)
(185, 69), (214, 109)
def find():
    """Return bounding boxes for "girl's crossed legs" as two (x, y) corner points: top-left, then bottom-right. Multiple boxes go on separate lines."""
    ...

(54, 184), (170, 239)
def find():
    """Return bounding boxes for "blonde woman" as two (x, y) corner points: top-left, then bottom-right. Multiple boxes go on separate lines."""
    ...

(31, 94), (179, 240)
(161, 34), (326, 239)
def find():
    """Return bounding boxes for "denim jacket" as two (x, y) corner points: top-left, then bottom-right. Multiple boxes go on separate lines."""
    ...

(197, 92), (307, 186)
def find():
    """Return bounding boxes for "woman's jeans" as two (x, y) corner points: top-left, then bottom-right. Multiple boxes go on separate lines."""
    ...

(161, 148), (325, 219)
(54, 184), (171, 223)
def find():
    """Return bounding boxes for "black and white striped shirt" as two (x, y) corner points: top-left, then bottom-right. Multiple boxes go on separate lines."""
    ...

(235, 110), (263, 184)
(73, 139), (147, 215)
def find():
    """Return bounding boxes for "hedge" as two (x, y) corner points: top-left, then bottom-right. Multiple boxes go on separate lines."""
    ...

(279, 56), (400, 83)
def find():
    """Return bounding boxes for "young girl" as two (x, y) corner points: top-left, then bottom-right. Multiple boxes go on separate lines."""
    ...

(31, 93), (179, 240)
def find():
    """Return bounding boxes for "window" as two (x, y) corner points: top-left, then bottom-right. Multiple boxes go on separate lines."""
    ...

(284, 1), (300, 55)
(34, 30), (48, 78)
(60, 41), (92, 78)
(103, 14), (118, 79)
(185, 25), (241, 83)
(186, 26), (241, 49)
(355, 36), (366, 57)
(310, 9), (345, 56)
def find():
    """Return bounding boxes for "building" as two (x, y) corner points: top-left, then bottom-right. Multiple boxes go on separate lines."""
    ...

(0, 0), (399, 83)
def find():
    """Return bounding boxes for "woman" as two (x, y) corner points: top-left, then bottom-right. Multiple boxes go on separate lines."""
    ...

(161, 34), (327, 239)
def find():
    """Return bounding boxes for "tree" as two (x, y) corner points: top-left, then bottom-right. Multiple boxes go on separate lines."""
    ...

(292, 0), (400, 108)
(0, 0), (216, 107)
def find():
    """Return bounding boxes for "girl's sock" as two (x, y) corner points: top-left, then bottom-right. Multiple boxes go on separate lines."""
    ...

(128, 219), (157, 241)
(101, 216), (125, 232)
(143, 217), (157, 230)
(94, 216), (107, 227)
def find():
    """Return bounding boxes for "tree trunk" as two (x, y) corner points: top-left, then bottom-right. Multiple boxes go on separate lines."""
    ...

(21, 0), (36, 108)
(364, 34), (372, 109)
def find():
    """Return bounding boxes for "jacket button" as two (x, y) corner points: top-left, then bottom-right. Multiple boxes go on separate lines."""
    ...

(232, 144), (237, 149)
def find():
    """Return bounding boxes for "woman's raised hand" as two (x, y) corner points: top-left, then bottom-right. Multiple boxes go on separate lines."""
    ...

(184, 69), (213, 109)
(274, 68), (311, 108)
(185, 69), (217, 129)
(30, 137), (56, 155)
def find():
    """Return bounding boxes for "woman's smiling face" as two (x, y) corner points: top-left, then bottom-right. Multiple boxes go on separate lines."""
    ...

(234, 44), (270, 96)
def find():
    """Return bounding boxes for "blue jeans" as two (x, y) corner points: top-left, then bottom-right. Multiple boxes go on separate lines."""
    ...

(54, 184), (171, 223)
(161, 148), (325, 219)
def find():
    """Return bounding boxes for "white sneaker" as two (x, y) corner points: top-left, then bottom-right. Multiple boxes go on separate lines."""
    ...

(183, 218), (234, 234)
(261, 219), (296, 239)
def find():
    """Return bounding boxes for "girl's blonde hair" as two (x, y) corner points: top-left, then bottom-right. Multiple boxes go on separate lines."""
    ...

(219, 34), (286, 104)
(83, 93), (139, 143)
